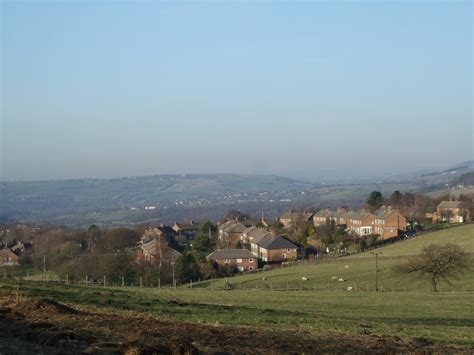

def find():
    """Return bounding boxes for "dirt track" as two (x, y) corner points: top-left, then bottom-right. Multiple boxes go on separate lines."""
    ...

(0, 297), (470, 354)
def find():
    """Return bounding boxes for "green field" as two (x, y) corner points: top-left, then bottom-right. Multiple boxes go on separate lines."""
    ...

(196, 224), (474, 292)
(1, 224), (473, 347)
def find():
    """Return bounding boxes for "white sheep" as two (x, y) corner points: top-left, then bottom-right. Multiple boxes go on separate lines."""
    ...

(302, 277), (308, 281)
(347, 286), (353, 291)
(338, 278), (345, 282)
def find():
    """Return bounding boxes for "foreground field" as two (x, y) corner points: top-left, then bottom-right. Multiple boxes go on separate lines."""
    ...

(0, 280), (473, 352)
(2, 295), (469, 354)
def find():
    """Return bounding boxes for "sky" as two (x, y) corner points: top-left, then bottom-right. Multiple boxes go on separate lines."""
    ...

(1, 1), (472, 181)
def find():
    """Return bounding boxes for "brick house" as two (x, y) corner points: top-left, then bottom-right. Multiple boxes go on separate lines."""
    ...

(345, 211), (375, 236)
(138, 227), (181, 266)
(313, 209), (333, 227)
(279, 211), (314, 229)
(0, 249), (20, 266)
(206, 249), (257, 272)
(434, 201), (468, 223)
(374, 208), (407, 239)
(218, 221), (247, 246)
(254, 235), (298, 263)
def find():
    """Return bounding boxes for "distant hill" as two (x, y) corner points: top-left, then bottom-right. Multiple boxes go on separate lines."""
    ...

(0, 174), (324, 227)
(451, 172), (474, 187)
(1, 161), (472, 227)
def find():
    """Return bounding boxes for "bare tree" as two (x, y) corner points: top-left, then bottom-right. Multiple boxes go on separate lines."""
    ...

(396, 243), (471, 291)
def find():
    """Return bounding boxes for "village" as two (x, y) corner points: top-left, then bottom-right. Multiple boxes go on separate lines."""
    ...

(1, 194), (470, 285)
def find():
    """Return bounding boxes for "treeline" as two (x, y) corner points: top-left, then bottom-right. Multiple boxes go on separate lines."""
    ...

(0, 222), (235, 286)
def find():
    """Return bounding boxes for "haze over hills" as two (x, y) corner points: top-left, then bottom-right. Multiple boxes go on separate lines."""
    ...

(0, 161), (472, 228)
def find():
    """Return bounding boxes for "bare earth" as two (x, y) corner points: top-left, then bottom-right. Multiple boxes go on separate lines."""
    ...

(0, 297), (470, 354)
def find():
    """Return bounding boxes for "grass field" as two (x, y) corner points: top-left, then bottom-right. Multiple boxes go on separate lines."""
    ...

(194, 224), (474, 292)
(1, 224), (473, 349)
(0, 280), (473, 347)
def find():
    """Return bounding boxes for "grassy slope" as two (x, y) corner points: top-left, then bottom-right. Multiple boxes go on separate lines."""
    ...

(196, 224), (474, 292)
(1, 224), (472, 347)
(1, 281), (473, 347)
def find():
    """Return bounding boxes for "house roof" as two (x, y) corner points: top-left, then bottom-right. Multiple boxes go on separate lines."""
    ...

(250, 231), (273, 244)
(242, 226), (257, 234)
(224, 222), (247, 233)
(141, 238), (181, 256)
(314, 209), (334, 218)
(258, 235), (297, 250)
(280, 211), (314, 221)
(240, 219), (259, 227)
(207, 249), (256, 260)
(346, 211), (373, 221)
(437, 201), (462, 209)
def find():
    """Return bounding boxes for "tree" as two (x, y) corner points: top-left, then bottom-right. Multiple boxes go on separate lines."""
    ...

(95, 228), (139, 253)
(200, 221), (217, 235)
(192, 231), (215, 255)
(175, 251), (201, 283)
(367, 191), (384, 210)
(396, 243), (471, 291)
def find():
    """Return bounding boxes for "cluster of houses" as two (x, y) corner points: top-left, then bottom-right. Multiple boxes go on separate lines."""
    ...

(1, 200), (468, 273)
(134, 199), (469, 274)
(313, 206), (407, 239)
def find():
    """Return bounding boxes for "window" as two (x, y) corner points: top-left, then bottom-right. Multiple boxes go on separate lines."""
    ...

(249, 266), (254, 271)
(224, 259), (230, 264)
(287, 248), (291, 252)
(249, 258), (253, 262)
(282, 253), (287, 259)
(237, 266), (244, 272)
(237, 258), (242, 263)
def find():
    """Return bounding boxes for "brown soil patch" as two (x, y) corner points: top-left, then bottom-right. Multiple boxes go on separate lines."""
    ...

(0, 297), (470, 354)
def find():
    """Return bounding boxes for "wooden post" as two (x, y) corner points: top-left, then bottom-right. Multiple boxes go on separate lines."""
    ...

(85, 275), (88, 285)
(158, 278), (161, 289)
(122, 276), (125, 287)
(287, 282), (289, 291)
(66, 274), (69, 285)
(103, 275), (106, 287)
(140, 277), (143, 287)
(190, 279), (193, 289)
(16, 278), (20, 303)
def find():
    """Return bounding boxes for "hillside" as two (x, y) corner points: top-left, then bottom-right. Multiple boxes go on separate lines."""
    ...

(199, 224), (474, 292)
(0, 174), (414, 227)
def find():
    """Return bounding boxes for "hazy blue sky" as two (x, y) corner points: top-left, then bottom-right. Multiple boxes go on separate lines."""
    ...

(1, 1), (472, 181)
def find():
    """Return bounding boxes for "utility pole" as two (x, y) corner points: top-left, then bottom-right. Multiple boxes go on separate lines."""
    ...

(172, 261), (175, 288)
(375, 252), (379, 291)
(43, 255), (46, 283)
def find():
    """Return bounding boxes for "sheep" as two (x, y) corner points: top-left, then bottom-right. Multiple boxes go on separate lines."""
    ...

(301, 277), (308, 281)
(331, 276), (338, 280)
(338, 278), (345, 282)
(344, 265), (350, 269)
(347, 286), (353, 291)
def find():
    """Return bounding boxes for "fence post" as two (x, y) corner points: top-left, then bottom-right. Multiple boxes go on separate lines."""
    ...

(85, 275), (88, 286)
(122, 276), (125, 287)
(158, 278), (161, 289)
(140, 277), (143, 287)
(103, 275), (106, 287)
(66, 273), (69, 285)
